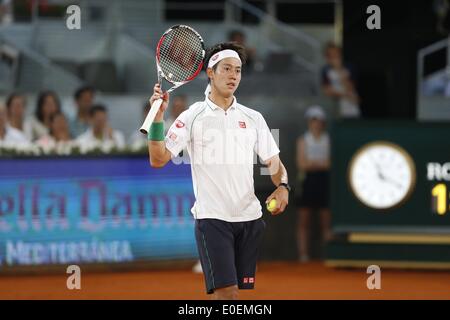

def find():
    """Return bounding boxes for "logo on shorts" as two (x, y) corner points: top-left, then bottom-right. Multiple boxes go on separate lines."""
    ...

(175, 120), (185, 128)
(238, 121), (246, 128)
(243, 277), (254, 284)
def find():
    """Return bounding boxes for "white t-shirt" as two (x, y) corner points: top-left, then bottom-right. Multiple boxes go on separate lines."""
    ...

(164, 96), (280, 222)
(0, 125), (30, 144)
(76, 128), (125, 152)
(323, 68), (360, 118)
(304, 131), (330, 163)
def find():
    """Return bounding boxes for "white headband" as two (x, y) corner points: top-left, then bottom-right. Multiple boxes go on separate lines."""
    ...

(207, 49), (241, 69)
(205, 49), (242, 97)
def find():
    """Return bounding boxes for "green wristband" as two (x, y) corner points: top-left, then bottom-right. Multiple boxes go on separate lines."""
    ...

(148, 122), (165, 141)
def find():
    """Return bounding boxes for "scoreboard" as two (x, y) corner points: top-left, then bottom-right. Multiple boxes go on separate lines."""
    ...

(328, 121), (450, 268)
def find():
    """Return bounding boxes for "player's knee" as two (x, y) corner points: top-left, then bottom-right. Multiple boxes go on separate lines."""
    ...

(214, 285), (238, 300)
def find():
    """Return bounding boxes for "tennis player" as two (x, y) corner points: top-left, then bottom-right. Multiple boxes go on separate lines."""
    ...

(147, 42), (289, 300)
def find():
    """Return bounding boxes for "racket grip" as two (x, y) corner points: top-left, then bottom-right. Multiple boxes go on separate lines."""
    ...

(139, 98), (164, 134)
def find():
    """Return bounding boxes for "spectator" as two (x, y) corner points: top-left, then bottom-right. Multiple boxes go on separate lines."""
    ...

(70, 86), (95, 137)
(321, 42), (360, 118)
(0, 104), (29, 144)
(5, 92), (32, 139)
(36, 112), (72, 148)
(228, 30), (257, 72)
(0, 0), (13, 25)
(76, 104), (125, 151)
(165, 94), (188, 127)
(296, 106), (332, 262)
(129, 101), (151, 149)
(130, 95), (189, 149)
(27, 90), (61, 141)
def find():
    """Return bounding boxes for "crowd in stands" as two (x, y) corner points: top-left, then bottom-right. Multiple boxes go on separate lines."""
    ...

(0, 85), (188, 154)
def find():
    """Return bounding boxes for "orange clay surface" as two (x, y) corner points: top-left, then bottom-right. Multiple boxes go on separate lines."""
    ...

(1, 262), (449, 300)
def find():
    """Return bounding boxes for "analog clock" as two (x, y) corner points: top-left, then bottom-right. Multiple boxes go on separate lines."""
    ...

(348, 141), (416, 209)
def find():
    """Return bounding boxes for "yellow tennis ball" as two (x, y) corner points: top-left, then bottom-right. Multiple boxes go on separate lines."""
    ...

(267, 199), (277, 212)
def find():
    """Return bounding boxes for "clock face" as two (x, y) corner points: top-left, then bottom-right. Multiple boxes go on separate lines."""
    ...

(348, 141), (416, 209)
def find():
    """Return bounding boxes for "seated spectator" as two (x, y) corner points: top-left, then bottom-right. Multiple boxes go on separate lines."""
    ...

(228, 29), (257, 72)
(321, 42), (360, 118)
(0, 0), (13, 25)
(130, 95), (189, 150)
(76, 104), (125, 151)
(5, 92), (32, 139)
(165, 94), (188, 128)
(28, 91), (61, 141)
(0, 104), (29, 144)
(296, 106), (332, 262)
(36, 112), (72, 148)
(70, 86), (95, 138)
(129, 101), (151, 150)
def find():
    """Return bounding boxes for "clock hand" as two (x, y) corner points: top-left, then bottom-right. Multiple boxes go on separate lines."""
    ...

(370, 156), (402, 188)
(383, 176), (403, 189)
(370, 156), (385, 181)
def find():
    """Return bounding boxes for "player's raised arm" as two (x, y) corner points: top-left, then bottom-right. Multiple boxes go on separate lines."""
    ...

(147, 84), (172, 168)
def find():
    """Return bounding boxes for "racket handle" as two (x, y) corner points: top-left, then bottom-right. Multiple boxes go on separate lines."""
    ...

(139, 98), (164, 134)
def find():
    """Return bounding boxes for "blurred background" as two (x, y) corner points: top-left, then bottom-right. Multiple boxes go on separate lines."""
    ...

(1, 0), (450, 298)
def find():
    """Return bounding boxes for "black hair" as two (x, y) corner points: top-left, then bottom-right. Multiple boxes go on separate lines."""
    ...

(5, 92), (25, 111)
(203, 42), (247, 72)
(228, 30), (245, 41)
(173, 94), (187, 101)
(74, 85), (95, 101)
(35, 91), (61, 123)
(323, 41), (341, 56)
(89, 104), (107, 117)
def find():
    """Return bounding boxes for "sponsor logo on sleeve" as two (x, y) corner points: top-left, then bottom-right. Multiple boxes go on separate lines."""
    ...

(175, 120), (185, 128)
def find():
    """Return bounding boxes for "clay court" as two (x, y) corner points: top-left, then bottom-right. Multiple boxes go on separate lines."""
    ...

(1, 262), (450, 300)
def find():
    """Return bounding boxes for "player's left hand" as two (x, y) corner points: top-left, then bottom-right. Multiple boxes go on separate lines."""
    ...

(266, 186), (289, 215)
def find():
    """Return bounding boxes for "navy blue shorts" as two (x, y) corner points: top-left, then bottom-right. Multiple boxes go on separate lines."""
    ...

(195, 218), (266, 294)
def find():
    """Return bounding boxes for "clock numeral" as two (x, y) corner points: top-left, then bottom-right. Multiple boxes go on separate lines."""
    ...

(431, 184), (447, 216)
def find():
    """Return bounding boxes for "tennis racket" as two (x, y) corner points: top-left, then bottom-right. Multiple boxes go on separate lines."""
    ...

(140, 25), (205, 134)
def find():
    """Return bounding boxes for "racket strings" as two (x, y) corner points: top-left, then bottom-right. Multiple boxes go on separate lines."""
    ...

(158, 27), (204, 83)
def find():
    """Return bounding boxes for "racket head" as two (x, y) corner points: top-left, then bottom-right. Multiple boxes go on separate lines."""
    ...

(156, 25), (205, 86)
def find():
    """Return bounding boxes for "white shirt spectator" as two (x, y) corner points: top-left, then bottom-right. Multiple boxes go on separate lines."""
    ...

(24, 116), (49, 141)
(76, 128), (125, 152)
(0, 125), (30, 145)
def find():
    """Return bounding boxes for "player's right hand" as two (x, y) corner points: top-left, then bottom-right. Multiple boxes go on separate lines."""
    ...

(150, 83), (169, 121)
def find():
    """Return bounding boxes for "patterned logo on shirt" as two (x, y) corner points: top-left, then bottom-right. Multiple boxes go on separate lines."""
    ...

(175, 120), (185, 128)
(239, 121), (246, 128)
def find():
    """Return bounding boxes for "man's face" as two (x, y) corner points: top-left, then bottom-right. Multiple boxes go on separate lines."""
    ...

(326, 47), (342, 68)
(208, 57), (242, 98)
(308, 118), (325, 133)
(51, 114), (68, 136)
(91, 111), (107, 132)
(77, 91), (94, 111)
(9, 96), (26, 119)
(231, 34), (245, 45)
